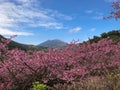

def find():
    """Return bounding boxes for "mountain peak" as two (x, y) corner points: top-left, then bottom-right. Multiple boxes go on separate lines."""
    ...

(38, 39), (67, 48)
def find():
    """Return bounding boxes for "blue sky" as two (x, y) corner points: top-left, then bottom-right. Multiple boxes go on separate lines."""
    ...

(0, 0), (120, 45)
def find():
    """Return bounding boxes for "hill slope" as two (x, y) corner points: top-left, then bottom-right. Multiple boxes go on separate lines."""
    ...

(0, 35), (46, 51)
(89, 30), (120, 43)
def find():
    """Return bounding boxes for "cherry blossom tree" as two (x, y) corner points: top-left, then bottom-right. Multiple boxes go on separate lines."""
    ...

(109, 0), (120, 19)
(0, 37), (120, 89)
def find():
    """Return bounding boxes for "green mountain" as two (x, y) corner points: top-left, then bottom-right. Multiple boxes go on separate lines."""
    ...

(0, 35), (47, 51)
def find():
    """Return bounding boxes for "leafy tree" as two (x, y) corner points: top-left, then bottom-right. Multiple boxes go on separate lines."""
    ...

(107, 30), (120, 36)
(101, 32), (108, 38)
(89, 36), (101, 43)
(89, 30), (120, 43)
(93, 36), (101, 43)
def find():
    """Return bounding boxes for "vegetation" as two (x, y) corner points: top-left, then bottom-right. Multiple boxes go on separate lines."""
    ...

(0, 1), (120, 90)
(89, 30), (120, 43)
(0, 35), (47, 51)
(108, 0), (120, 19)
(32, 82), (48, 90)
(50, 72), (120, 90)
(0, 36), (120, 90)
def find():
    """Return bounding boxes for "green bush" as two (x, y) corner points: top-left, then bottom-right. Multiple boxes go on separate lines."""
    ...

(32, 81), (48, 90)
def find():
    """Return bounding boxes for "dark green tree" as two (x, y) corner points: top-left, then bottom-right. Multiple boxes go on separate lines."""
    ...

(101, 32), (108, 38)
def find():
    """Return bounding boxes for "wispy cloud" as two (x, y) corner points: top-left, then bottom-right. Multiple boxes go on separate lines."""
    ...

(17, 0), (36, 4)
(85, 10), (93, 14)
(0, 1), (64, 29)
(92, 12), (104, 20)
(85, 9), (104, 20)
(0, 28), (33, 36)
(92, 16), (103, 20)
(0, 0), (72, 36)
(30, 22), (63, 29)
(104, 0), (118, 2)
(90, 28), (96, 32)
(69, 27), (82, 33)
(49, 10), (73, 20)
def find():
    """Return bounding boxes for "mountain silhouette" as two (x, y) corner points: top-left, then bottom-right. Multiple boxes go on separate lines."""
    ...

(38, 39), (67, 48)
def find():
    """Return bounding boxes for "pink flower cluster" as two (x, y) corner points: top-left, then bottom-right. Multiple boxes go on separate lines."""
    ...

(110, 0), (120, 19)
(0, 38), (120, 89)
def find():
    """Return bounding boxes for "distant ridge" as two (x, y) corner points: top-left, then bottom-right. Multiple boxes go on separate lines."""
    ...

(0, 35), (46, 51)
(38, 39), (67, 48)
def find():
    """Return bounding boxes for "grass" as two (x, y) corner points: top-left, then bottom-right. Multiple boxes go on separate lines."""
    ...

(49, 68), (120, 90)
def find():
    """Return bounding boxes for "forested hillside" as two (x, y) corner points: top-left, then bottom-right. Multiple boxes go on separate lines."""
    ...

(0, 35), (47, 51)
(89, 30), (120, 43)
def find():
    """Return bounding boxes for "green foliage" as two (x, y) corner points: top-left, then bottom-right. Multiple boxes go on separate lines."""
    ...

(93, 36), (101, 43)
(101, 32), (108, 38)
(89, 30), (120, 43)
(32, 81), (48, 90)
(0, 35), (47, 51)
(107, 30), (120, 36)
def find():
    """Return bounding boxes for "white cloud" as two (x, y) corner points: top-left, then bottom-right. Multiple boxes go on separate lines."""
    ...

(92, 12), (104, 20)
(0, 0), (72, 36)
(0, 28), (33, 36)
(30, 22), (63, 29)
(85, 10), (104, 20)
(104, 0), (118, 2)
(69, 27), (82, 33)
(0, 2), (58, 28)
(92, 14), (103, 20)
(90, 28), (96, 32)
(49, 10), (73, 20)
(17, 0), (35, 3)
(0, 13), (15, 27)
(85, 10), (93, 14)
(0, 1), (72, 29)
(92, 16), (103, 20)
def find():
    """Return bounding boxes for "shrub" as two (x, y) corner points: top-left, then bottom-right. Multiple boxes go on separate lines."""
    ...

(32, 81), (48, 90)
